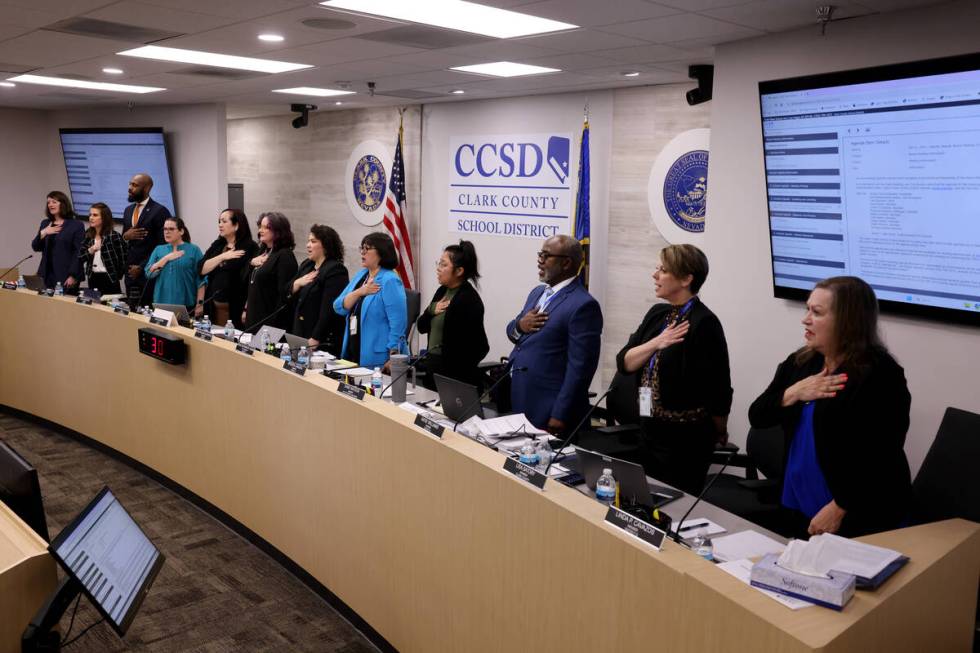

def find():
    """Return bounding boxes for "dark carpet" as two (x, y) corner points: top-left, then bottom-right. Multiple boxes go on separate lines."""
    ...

(0, 411), (378, 653)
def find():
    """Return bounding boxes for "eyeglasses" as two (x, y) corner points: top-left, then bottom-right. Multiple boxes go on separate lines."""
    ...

(360, 245), (376, 253)
(537, 251), (570, 261)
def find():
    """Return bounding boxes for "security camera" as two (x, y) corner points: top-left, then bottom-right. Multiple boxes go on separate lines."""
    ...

(290, 103), (316, 129)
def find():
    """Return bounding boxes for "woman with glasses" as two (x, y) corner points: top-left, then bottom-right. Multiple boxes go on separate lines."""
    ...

(287, 224), (349, 356)
(144, 217), (205, 310)
(243, 212), (298, 332)
(416, 240), (489, 389)
(333, 232), (407, 371)
(615, 244), (732, 495)
(199, 209), (258, 327)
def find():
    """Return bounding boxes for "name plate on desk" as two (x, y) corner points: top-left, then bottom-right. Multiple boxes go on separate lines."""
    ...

(283, 361), (306, 376)
(2, 281), (16, 290)
(235, 343), (254, 356)
(194, 329), (212, 341)
(338, 382), (365, 401)
(414, 414), (444, 438)
(503, 458), (547, 490)
(75, 295), (93, 305)
(149, 315), (169, 326)
(37, 289), (53, 297)
(604, 507), (666, 551)
(113, 305), (130, 315)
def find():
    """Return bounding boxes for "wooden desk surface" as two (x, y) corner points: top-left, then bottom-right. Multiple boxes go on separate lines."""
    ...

(0, 502), (57, 653)
(0, 289), (977, 653)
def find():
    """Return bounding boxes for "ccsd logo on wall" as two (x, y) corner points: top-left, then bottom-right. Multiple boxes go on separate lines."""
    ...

(346, 140), (393, 227)
(449, 133), (572, 240)
(648, 129), (710, 245)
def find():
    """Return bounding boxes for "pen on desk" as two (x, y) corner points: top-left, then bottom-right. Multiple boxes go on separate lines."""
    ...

(678, 520), (709, 533)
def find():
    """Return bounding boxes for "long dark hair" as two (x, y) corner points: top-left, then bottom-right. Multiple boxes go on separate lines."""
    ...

(796, 276), (884, 370)
(257, 211), (295, 252)
(166, 217), (191, 243)
(222, 208), (253, 244)
(310, 224), (344, 261)
(45, 191), (74, 220)
(444, 239), (480, 287)
(85, 203), (114, 239)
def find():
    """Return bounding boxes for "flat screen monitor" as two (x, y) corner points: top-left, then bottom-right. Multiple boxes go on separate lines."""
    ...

(59, 128), (176, 220)
(0, 440), (49, 542)
(49, 486), (164, 636)
(759, 52), (980, 326)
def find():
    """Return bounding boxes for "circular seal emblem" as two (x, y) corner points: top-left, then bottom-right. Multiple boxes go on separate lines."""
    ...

(662, 150), (708, 232)
(352, 154), (386, 212)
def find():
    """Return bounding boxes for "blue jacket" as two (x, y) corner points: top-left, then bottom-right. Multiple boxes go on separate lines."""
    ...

(333, 267), (407, 368)
(506, 278), (603, 430)
(31, 218), (85, 288)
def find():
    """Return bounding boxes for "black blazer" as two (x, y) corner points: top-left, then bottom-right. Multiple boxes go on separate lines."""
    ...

(748, 347), (912, 537)
(615, 298), (733, 418)
(245, 248), (298, 332)
(288, 258), (349, 356)
(417, 282), (490, 387)
(200, 238), (259, 329)
(79, 230), (127, 281)
(31, 218), (85, 287)
(122, 198), (170, 269)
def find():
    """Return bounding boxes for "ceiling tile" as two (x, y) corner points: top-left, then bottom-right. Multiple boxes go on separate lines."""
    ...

(513, 0), (681, 27)
(701, 0), (876, 32)
(597, 12), (763, 42)
(0, 5), (68, 29)
(271, 37), (425, 67)
(138, 0), (311, 20)
(0, 30), (135, 69)
(589, 43), (694, 63)
(518, 28), (653, 52)
(653, 0), (754, 10)
(524, 52), (620, 71)
(83, 1), (235, 34)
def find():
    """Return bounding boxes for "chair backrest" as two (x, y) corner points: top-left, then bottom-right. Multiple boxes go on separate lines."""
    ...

(405, 289), (421, 340)
(745, 425), (785, 480)
(605, 371), (639, 426)
(912, 407), (980, 525)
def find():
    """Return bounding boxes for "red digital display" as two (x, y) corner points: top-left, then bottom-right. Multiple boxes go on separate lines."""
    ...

(138, 328), (185, 364)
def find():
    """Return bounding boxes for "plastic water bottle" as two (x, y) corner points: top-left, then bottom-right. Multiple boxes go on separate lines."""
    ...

(518, 441), (540, 466)
(224, 320), (234, 339)
(279, 344), (292, 364)
(297, 346), (309, 367)
(16, 274), (25, 288)
(535, 438), (553, 469)
(54, 281), (64, 296)
(595, 468), (616, 506)
(692, 532), (714, 561)
(371, 367), (383, 396)
(202, 314), (211, 333)
(142, 306), (151, 316)
(259, 327), (271, 352)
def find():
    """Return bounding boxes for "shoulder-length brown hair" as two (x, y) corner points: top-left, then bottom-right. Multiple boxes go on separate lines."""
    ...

(85, 203), (115, 239)
(45, 191), (74, 220)
(796, 276), (884, 370)
(257, 211), (295, 252)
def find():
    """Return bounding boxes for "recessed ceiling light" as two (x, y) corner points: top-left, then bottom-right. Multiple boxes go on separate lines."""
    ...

(451, 62), (560, 78)
(102, 67), (124, 74)
(334, 101), (343, 105)
(7, 74), (164, 94)
(0, 82), (15, 88)
(272, 87), (356, 97)
(621, 71), (640, 77)
(450, 89), (465, 95)
(118, 45), (311, 74)
(320, 0), (577, 39)
(258, 34), (284, 42)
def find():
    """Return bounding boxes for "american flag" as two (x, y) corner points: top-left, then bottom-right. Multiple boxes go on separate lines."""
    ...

(383, 117), (415, 289)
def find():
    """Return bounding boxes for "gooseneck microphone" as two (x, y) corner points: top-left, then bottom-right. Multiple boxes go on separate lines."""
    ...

(380, 345), (442, 398)
(543, 381), (618, 476)
(0, 254), (33, 282)
(453, 363), (527, 432)
(669, 449), (735, 545)
(242, 302), (291, 335)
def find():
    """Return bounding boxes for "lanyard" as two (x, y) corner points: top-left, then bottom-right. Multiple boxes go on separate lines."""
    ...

(646, 297), (696, 374)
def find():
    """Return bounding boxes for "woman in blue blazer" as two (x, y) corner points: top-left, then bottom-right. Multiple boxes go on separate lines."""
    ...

(333, 232), (407, 370)
(31, 191), (85, 291)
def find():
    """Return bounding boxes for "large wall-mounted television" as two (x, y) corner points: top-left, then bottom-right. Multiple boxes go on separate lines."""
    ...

(759, 52), (980, 326)
(59, 127), (177, 220)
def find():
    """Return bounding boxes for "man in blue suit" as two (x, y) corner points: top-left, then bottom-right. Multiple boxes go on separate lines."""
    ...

(507, 235), (603, 434)
(122, 173), (170, 306)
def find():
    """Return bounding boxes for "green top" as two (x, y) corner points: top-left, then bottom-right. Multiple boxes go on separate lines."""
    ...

(426, 285), (460, 351)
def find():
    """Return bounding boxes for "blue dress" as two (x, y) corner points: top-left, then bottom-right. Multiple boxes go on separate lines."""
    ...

(782, 401), (834, 518)
(145, 243), (205, 308)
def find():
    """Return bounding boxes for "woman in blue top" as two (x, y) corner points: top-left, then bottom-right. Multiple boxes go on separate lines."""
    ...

(333, 232), (407, 371)
(749, 276), (912, 538)
(144, 217), (205, 310)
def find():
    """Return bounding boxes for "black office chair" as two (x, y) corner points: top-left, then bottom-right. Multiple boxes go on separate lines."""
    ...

(575, 371), (644, 461)
(404, 289), (421, 342)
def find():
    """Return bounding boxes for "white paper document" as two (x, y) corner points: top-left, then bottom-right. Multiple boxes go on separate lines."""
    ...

(474, 414), (548, 437)
(717, 559), (813, 611)
(777, 533), (903, 579)
(712, 530), (786, 563)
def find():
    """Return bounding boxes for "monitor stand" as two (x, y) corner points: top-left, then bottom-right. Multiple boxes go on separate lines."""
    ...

(22, 575), (83, 653)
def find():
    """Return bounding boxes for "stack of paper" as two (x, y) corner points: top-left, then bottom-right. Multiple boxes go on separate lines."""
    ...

(777, 534), (906, 587)
(712, 530), (786, 563)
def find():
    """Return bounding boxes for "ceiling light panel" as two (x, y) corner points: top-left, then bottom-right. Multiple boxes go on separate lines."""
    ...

(451, 61), (560, 77)
(117, 45), (311, 74)
(320, 0), (578, 39)
(7, 74), (164, 94)
(272, 87), (356, 97)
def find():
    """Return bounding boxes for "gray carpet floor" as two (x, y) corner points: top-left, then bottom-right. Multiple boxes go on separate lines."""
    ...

(1, 411), (379, 653)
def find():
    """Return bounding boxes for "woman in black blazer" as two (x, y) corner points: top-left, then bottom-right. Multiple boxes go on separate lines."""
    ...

(749, 276), (912, 538)
(79, 202), (126, 295)
(243, 212), (298, 332)
(31, 191), (85, 291)
(199, 209), (258, 327)
(287, 224), (349, 356)
(417, 240), (490, 389)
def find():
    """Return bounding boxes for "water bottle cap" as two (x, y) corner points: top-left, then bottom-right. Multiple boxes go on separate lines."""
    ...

(602, 468), (612, 475)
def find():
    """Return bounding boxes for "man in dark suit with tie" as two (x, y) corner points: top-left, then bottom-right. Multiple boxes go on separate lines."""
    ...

(506, 235), (603, 434)
(122, 173), (170, 306)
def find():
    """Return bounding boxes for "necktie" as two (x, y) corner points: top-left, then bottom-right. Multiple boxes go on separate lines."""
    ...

(538, 286), (555, 311)
(132, 203), (141, 227)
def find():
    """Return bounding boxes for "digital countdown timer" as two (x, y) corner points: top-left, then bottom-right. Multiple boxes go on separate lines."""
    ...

(137, 327), (186, 365)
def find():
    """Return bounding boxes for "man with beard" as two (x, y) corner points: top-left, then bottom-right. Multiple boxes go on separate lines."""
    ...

(506, 234), (603, 435)
(122, 173), (170, 305)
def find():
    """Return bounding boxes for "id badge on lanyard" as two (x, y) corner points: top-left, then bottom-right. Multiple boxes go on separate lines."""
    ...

(638, 387), (653, 417)
(349, 314), (358, 336)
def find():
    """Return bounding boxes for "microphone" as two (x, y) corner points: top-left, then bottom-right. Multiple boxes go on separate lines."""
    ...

(243, 302), (291, 334)
(669, 449), (735, 545)
(380, 345), (442, 398)
(453, 363), (527, 432)
(0, 254), (33, 282)
(543, 381), (618, 476)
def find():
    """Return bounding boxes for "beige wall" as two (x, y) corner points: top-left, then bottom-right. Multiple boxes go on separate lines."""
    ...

(0, 108), (52, 274)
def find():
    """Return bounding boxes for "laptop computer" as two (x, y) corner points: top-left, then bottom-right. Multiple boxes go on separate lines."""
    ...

(152, 303), (192, 327)
(573, 447), (683, 510)
(433, 374), (484, 422)
(22, 275), (46, 291)
(283, 332), (308, 351)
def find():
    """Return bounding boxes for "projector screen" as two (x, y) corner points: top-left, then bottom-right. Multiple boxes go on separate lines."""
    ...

(759, 52), (980, 326)
(59, 128), (177, 221)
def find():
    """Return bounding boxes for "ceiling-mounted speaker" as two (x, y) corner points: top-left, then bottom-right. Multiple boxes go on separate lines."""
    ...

(686, 64), (714, 106)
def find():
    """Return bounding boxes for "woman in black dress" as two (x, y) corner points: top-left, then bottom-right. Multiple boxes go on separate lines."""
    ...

(749, 276), (912, 538)
(287, 224), (349, 356)
(31, 191), (85, 292)
(79, 202), (127, 296)
(615, 244), (732, 495)
(243, 212), (297, 332)
(199, 209), (258, 327)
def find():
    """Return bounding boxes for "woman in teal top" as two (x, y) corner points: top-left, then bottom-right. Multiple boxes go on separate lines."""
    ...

(145, 217), (205, 309)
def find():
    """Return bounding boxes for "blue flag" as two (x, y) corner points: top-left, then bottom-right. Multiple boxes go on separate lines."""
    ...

(574, 120), (590, 288)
